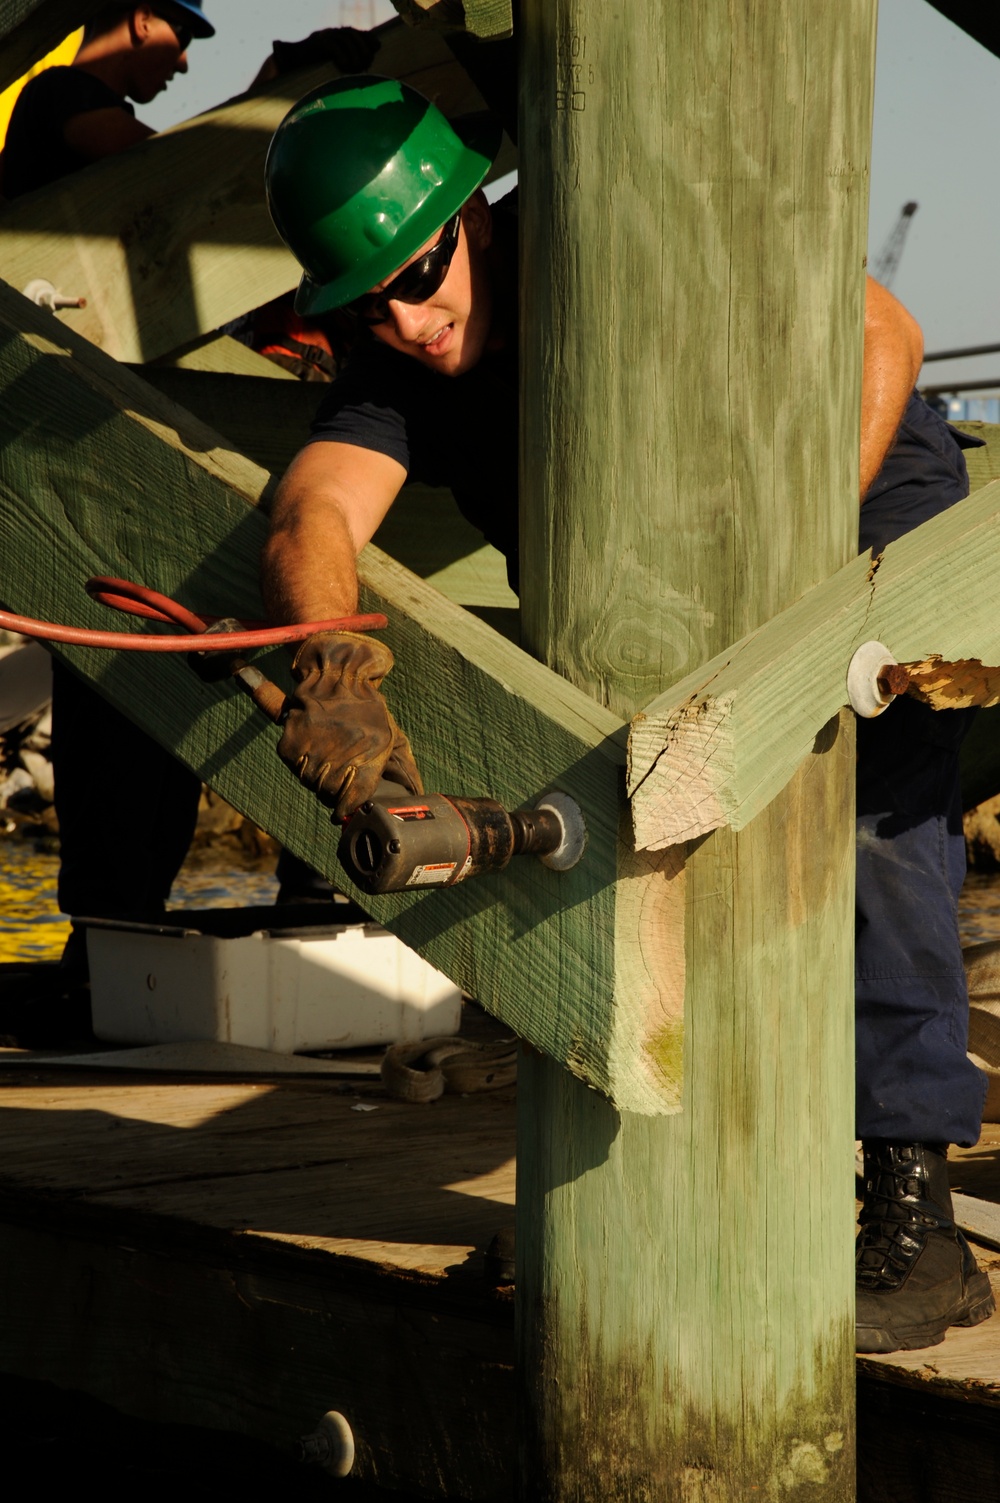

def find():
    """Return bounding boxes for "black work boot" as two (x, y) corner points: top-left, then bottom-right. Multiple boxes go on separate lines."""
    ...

(856, 1139), (995, 1354)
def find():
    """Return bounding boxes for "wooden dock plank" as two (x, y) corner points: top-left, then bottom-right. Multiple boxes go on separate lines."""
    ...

(0, 1067), (516, 1277)
(0, 1060), (517, 1495)
(1, 1062), (1000, 1495)
(0, 1218), (515, 1497)
(859, 1268), (1000, 1401)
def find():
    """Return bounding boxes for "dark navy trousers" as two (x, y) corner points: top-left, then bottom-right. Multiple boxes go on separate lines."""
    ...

(855, 394), (987, 1146)
(50, 661), (201, 935)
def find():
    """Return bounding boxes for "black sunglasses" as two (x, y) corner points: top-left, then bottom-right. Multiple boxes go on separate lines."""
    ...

(344, 212), (462, 326)
(154, 11), (192, 50)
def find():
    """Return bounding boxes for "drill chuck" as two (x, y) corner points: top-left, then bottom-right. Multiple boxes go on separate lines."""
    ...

(337, 783), (583, 895)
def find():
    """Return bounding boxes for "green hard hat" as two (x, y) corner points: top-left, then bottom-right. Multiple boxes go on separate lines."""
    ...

(265, 75), (503, 316)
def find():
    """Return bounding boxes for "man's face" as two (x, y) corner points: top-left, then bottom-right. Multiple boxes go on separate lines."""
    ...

(366, 196), (494, 378)
(128, 7), (189, 103)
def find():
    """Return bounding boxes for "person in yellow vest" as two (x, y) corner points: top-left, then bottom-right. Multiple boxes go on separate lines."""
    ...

(0, 29), (83, 152)
(0, 5), (378, 1033)
(2, 3), (377, 198)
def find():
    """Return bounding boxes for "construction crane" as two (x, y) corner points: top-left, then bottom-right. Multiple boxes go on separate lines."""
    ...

(871, 200), (918, 288)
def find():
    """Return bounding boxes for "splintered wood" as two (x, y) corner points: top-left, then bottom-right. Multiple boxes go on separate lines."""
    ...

(628, 479), (1000, 853)
(901, 655), (1000, 710)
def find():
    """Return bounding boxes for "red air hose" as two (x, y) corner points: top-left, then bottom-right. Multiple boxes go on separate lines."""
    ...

(0, 575), (387, 652)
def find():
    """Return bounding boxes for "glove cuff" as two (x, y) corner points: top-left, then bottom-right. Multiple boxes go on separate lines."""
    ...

(291, 630), (395, 685)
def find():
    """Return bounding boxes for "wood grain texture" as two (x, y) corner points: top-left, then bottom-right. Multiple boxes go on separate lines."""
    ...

(859, 1272), (1000, 1397)
(0, 1065), (516, 1495)
(0, 285), (688, 1114)
(954, 421), (1000, 492)
(130, 365), (517, 614)
(0, 19), (516, 362)
(952, 423), (1000, 809)
(0, 1071), (517, 1275)
(1, 1065), (999, 1497)
(0, 1220), (515, 1498)
(0, 1), (100, 91)
(517, 0), (867, 1493)
(857, 1368), (1000, 1503)
(131, 368), (325, 475)
(625, 417), (992, 835)
(629, 478), (1000, 850)
(148, 331), (299, 377)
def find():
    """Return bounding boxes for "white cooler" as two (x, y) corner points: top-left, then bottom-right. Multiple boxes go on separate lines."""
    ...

(83, 904), (461, 1053)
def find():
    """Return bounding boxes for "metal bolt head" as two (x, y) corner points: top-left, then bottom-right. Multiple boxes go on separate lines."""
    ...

(299, 1411), (355, 1477)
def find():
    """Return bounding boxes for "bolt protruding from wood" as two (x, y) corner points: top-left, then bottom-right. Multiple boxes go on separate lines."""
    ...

(876, 662), (911, 698)
(847, 641), (902, 719)
(22, 278), (88, 311)
(299, 1410), (355, 1477)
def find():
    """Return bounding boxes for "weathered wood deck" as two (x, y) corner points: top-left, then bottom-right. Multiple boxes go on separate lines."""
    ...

(0, 1045), (517, 1499)
(857, 1131), (1000, 1501)
(0, 1042), (997, 1498)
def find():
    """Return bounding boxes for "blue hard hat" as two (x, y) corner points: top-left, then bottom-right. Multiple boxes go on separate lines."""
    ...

(157, 1), (215, 39)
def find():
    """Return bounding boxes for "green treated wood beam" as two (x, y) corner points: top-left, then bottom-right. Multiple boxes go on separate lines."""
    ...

(389, 0), (513, 39)
(628, 477), (1000, 851)
(130, 368), (324, 475)
(0, 20), (516, 362)
(0, 283), (688, 1116)
(955, 421), (1000, 490)
(147, 332), (299, 378)
(0, 1), (98, 91)
(517, 0), (869, 1494)
(952, 421), (1000, 811)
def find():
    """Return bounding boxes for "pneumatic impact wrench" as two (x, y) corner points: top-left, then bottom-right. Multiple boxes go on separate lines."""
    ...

(337, 781), (586, 895)
(188, 631), (586, 896)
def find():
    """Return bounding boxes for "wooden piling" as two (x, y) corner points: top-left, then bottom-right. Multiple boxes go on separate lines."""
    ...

(517, 2), (876, 1495)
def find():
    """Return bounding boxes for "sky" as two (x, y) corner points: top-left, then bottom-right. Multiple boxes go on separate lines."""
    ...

(143, 0), (1000, 394)
(868, 0), (1000, 394)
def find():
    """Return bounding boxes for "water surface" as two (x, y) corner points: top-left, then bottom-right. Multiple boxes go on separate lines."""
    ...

(0, 836), (279, 963)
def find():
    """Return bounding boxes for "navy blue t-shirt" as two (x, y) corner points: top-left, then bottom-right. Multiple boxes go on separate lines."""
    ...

(308, 333), (519, 584)
(3, 67), (134, 199)
(860, 392), (983, 556)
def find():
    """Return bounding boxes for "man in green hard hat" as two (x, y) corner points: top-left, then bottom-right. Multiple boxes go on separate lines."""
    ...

(262, 74), (511, 815)
(262, 73), (998, 1360)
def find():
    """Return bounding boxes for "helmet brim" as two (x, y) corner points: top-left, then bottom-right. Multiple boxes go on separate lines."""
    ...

(292, 111), (504, 318)
(161, 1), (215, 38)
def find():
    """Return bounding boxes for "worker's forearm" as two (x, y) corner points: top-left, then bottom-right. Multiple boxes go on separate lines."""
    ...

(860, 277), (924, 500)
(261, 490), (360, 625)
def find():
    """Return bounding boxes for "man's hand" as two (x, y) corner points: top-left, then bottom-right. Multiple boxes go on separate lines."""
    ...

(271, 28), (380, 76)
(278, 631), (423, 820)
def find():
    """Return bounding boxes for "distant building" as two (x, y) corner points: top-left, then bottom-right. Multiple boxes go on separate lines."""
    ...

(946, 395), (1000, 423)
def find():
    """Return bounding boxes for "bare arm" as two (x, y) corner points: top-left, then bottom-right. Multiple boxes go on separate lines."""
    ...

(63, 107), (153, 160)
(860, 274), (924, 501)
(261, 441), (406, 624)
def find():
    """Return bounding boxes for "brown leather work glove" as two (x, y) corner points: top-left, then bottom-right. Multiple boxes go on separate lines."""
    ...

(271, 28), (380, 76)
(277, 632), (423, 821)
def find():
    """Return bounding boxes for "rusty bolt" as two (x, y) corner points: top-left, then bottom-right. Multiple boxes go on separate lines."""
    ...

(877, 663), (911, 698)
